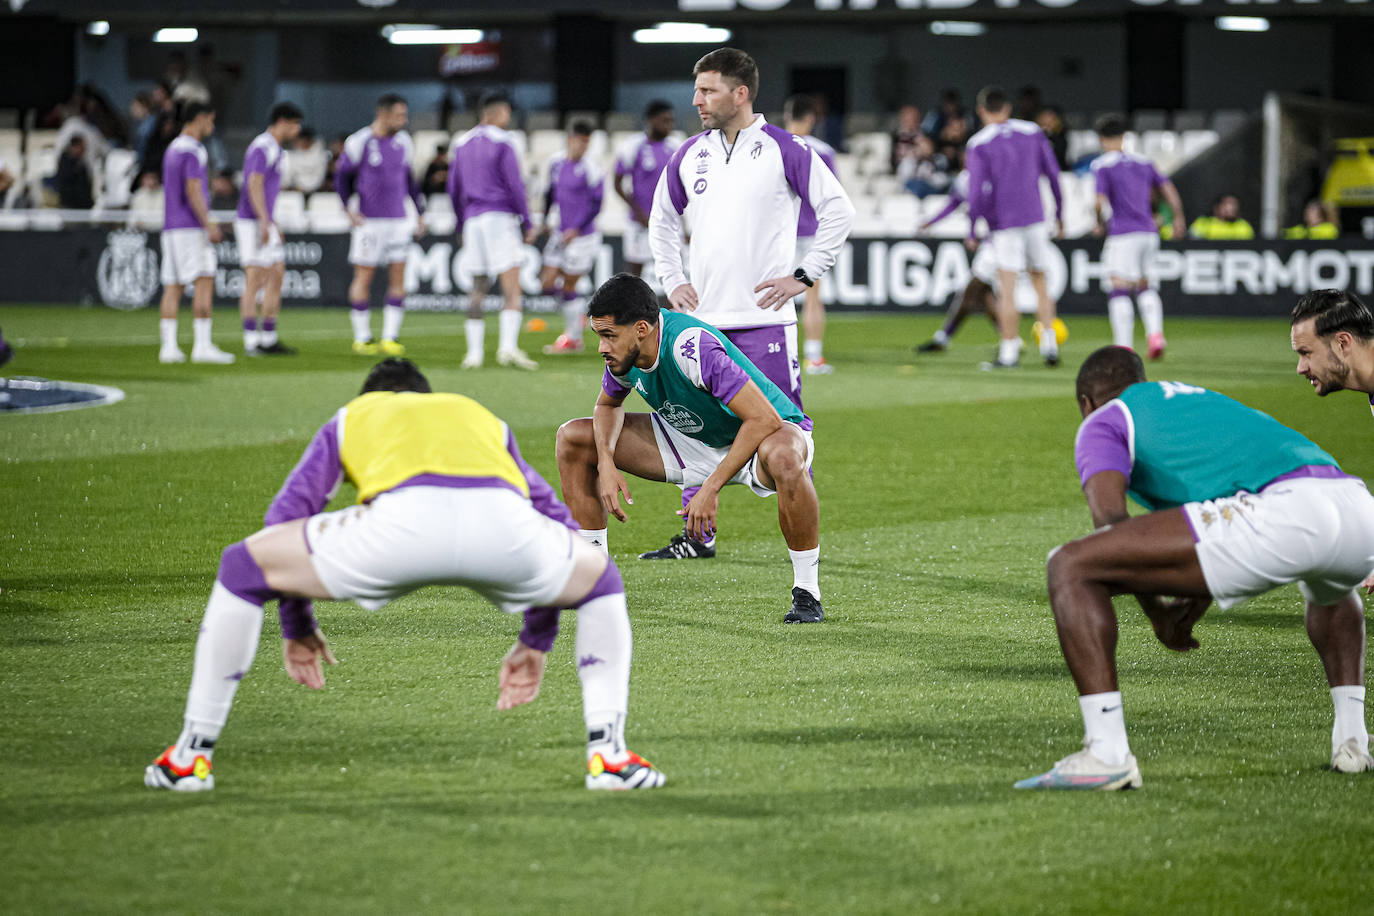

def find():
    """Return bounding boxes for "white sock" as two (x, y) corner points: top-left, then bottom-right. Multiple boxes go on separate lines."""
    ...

(1331, 685), (1369, 753)
(350, 308), (372, 343)
(1136, 288), (1164, 337)
(464, 318), (485, 358)
(193, 317), (213, 350)
(578, 528), (609, 554)
(998, 337), (1021, 365)
(1038, 322), (1059, 357)
(804, 339), (823, 363)
(382, 304), (405, 341)
(173, 582), (265, 766)
(562, 299), (584, 338)
(160, 317), (179, 350)
(1108, 293), (1135, 348)
(498, 309), (522, 352)
(932, 328), (949, 345)
(789, 546), (820, 600)
(1079, 691), (1130, 766)
(243, 328), (259, 351)
(576, 592), (632, 764)
(259, 322), (278, 347)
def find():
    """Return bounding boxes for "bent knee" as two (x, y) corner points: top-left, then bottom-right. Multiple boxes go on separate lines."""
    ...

(555, 417), (595, 456)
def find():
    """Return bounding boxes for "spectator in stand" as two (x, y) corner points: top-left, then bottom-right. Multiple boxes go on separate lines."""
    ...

(1285, 200), (1340, 239)
(903, 134), (953, 199)
(130, 92), (155, 161)
(939, 139), (965, 174)
(139, 93), (180, 191)
(922, 89), (965, 141)
(1189, 193), (1255, 240)
(210, 169), (237, 210)
(1015, 85), (1043, 122)
(55, 92), (109, 177)
(1037, 105), (1070, 171)
(421, 144), (449, 195)
(890, 104), (922, 174)
(55, 136), (95, 209)
(128, 171), (164, 229)
(283, 129), (327, 193)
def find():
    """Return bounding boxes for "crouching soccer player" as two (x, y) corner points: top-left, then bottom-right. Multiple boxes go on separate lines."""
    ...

(1019, 346), (1374, 790)
(145, 358), (664, 792)
(556, 273), (824, 623)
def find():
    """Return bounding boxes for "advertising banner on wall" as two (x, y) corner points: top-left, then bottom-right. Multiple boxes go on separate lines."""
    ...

(3, 227), (1372, 317)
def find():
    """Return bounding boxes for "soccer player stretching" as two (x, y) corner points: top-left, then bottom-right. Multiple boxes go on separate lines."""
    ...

(448, 90), (538, 370)
(336, 94), (425, 356)
(1091, 115), (1184, 359)
(236, 102), (302, 356)
(145, 358), (664, 792)
(1020, 346), (1374, 790)
(646, 48), (853, 560)
(539, 121), (606, 355)
(556, 274), (824, 624)
(965, 85), (1063, 369)
(158, 101), (233, 365)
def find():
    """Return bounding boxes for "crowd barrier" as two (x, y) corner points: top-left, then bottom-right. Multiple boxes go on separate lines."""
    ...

(2, 226), (1372, 317)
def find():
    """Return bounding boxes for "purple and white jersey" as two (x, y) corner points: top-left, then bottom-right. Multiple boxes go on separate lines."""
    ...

(965, 119), (1062, 233)
(162, 134), (209, 231)
(796, 134), (838, 239)
(649, 114), (855, 330)
(1092, 151), (1168, 236)
(447, 124), (531, 233)
(614, 133), (680, 223)
(335, 127), (424, 220)
(924, 170), (970, 228)
(546, 151), (605, 235)
(236, 131), (284, 221)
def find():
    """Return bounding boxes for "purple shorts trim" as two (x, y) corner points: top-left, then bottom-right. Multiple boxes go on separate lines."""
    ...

(1181, 507), (1200, 544)
(580, 560), (624, 606)
(1261, 464), (1350, 489)
(218, 541), (277, 606)
(651, 414), (687, 470)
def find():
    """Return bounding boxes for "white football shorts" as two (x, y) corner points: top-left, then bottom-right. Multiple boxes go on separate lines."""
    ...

(160, 228), (217, 286)
(989, 223), (1055, 274)
(304, 485), (582, 614)
(622, 220), (652, 266)
(1183, 476), (1374, 610)
(972, 244), (1039, 314)
(348, 217), (411, 267)
(234, 219), (284, 268)
(542, 230), (602, 276)
(649, 414), (814, 499)
(462, 211), (525, 276)
(1102, 231), (1160, 285)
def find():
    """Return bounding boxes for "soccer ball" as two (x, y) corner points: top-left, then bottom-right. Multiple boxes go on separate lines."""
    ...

(1032, 318), (1069, 346)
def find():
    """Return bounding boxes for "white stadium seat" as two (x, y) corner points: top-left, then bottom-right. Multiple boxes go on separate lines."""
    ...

(306, 190), (350, 233)
(275, 189), (309, 232)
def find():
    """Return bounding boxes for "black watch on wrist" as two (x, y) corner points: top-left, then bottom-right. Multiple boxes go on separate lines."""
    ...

(793, 268), (814, 288)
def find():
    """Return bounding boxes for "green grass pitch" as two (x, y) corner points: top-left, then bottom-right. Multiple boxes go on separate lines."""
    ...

(2, 303), (1372, 914)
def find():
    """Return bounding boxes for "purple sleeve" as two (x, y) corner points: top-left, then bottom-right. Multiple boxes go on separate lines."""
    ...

(519, 606), (560, 652)
(1040, 134), (1063, 219)
(243, 146), (266, 179)
(601, 369), (631, 400)
(505, 427), (578, 531)
(663, 134), (701, 215)
(446, 148), (464, 231)
(925, 196), (962, 228)
(768, 125), (814, 202)
(334, 152), (357, 203)
(1074, 402), (1134, 488)
(965, 145), (987, 234)
(499, 144), (531, 232)
(1094, 165), (1108, 197)
(697, 333), (751, 405)
(578, 175), (604, 235)
(278, 597), (318, 641)
(1151, 163), (1168, 188)
(263, 417), (343, 527)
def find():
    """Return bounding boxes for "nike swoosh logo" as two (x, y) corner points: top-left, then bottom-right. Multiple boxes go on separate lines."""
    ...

(1100, 705), (1121, 713)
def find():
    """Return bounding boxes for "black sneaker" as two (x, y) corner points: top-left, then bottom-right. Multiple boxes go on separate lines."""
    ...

(257, 341), (298, 356)
(784, 586), (823, 623)
(916, 339), (947, 353)
(638, 533), (715, 560)
(1043, 352), (1060, 368)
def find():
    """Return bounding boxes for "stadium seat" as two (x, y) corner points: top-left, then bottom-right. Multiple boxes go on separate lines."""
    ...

(1140, 131), (1182, 173)
(1171, 110), (1208, 132)
(1066, 129), (1099, 164)
(275, 190), (309, 232)
(100, 148), (138, 208)
(306, 190), (351, 233)
(1181, 130), (1220, 161)
(410, 129), (452, 180)
(850, 132), (893, 177)
(880, 194), (920, 234)
(604, 112), (638, 132)
(1131, 110), (1168, 132)
(529, 130), (563, 170)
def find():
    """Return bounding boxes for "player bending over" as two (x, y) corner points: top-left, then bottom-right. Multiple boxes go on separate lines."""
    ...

(1019, 346), (1374, 790)
(538, 121), (605, 355)
(145, 358), (664, 793)
(556, 273), (824, 623)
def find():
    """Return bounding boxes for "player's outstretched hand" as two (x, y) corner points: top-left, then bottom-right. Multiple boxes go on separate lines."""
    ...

(754, 275), (806, 311)
(598, 461), (634, 523)
(1140, 595), (1209, 652)
(283, 629), (339, 689)
(497, 641), (547, 710)
(677, 487), (719, 542)
(668, 283), (699, 312)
